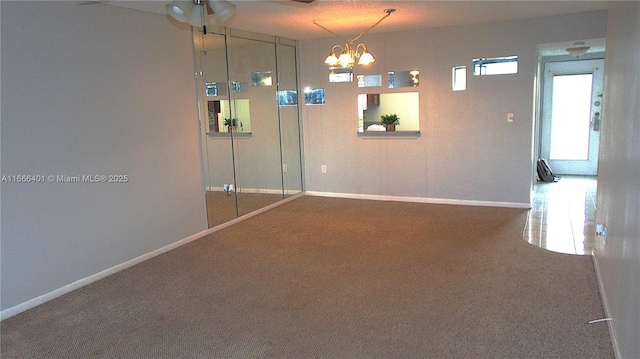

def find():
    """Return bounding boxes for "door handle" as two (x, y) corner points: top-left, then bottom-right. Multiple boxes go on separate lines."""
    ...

(592, 112), (601, 131)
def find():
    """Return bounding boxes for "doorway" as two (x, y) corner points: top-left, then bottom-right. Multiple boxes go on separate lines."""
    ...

(539, 59), (604, 175)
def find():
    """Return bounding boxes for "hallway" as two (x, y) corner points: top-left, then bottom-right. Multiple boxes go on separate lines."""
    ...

(524, 176), (598, 255)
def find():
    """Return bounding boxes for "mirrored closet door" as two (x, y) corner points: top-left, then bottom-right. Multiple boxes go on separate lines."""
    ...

(194, 29), (303, 228)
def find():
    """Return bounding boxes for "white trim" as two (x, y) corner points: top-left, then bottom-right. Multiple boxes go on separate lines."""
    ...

(304, 191), (531, 209)
(206, 186), (300, 195)
(0, 192), (304, 321)
(591, 254), (621, 359)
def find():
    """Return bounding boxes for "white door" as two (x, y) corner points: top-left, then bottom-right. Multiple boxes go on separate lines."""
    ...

(540, 59), (604, 175)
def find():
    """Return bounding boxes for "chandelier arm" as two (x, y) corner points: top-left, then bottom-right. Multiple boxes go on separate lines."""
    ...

(313, 20), (351, 45)
(349, 9), (394, 43)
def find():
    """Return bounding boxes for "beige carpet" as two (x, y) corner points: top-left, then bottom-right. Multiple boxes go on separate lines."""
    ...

(1, 196), (614, 358)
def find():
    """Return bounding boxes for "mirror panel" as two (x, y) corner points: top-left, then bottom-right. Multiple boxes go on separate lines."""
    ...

(388, 70), (420, 88)
(277, 43), (303, 196)
(358, 92), (420, 132)
(196, 32), (238, 227)
(227, 34), (284, 217)
(195, 30), (303, 227)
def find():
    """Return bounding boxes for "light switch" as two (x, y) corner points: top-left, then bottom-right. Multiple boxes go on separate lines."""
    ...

(507, 113), (514, 122)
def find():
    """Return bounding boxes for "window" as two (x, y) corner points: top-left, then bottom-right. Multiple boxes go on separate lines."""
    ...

(473, 56), (518, 76)
(452, 66), (466, 91)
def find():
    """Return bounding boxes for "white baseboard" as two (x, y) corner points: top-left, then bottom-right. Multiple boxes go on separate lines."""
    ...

(0, 192), (304, 321)
(206, 186), (300, 196)
(304, 191), (531, 209)
(591, 254), (621, 359)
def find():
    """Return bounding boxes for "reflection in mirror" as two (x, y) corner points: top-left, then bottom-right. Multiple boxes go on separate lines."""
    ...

(232, 81), (248, 93)
(277, 42), (303, 198)
(304, 88), (326, 105)
(227, 34), (283, 218)
(195, 30), (303, 228)
(358, 92), (420, 132)
(208, 100), (251, 133)
(277, 90), (298, 106)
(206, 82), (225, 97)
(357, 74), (382, 87)
(196, 32), (238, 227)
(388, 70), (420, 88)
(252, 71), (273, 86)
(329, 68), (353, 83)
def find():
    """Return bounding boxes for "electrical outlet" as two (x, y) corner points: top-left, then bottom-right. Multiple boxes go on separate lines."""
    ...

(321, 165), (327, 173)
(283, 163), (288, 172)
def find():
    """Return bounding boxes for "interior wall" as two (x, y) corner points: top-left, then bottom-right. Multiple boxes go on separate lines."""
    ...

(1, 2), (206, 312)
(594, 2), (640, 358)
(298, 10), (607, 205)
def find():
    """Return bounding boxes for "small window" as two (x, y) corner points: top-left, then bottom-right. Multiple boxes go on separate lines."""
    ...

(452, 66), (466, 91)
(473, 56), (518, 76)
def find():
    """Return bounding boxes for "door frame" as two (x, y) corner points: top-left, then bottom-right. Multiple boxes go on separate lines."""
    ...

(539, 58), (604, 175)
(533, 52), (606, 185)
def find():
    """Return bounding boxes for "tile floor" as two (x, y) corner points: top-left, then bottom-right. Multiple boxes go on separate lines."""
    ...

(524, 175), (598, 255)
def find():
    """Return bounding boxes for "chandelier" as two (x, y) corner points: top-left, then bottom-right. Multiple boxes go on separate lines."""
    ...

(314, 9), (395, 69)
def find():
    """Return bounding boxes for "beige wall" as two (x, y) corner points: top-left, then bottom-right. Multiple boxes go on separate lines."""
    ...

(299, 11), (607, 205)
(1, 2), (205, 313)
(594, 2), (640, 357)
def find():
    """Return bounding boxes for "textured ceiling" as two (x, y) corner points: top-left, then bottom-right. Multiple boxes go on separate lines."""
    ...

(106, 0), (608, 41)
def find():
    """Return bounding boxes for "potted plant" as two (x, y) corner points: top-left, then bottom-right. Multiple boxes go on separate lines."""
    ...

(380, 114), (400, 131)
(224, 118), (239, 132)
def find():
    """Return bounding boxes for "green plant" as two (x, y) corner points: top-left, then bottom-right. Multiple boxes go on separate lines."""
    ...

(380, 114), (400, 125)
(224, 118), (238, 127)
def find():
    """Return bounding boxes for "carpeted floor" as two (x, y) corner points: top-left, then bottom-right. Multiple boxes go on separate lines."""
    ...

(1, 196), (614, 358)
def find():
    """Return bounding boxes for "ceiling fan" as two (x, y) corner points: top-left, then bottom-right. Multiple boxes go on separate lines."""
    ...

(166, 0), (315, 31)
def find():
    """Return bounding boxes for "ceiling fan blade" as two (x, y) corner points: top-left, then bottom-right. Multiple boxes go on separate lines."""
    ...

(77, 0), (106, 4)
(290, 0), (315, 3)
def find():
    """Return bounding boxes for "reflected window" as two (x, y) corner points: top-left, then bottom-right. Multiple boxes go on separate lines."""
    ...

(278, 90), (298, 106)
(206, 82), (227, 97)
(357, 74), (382, 87)
(252, 72), (273, 86)
(329, 68), (353, 83)
(388, 70), (419, 88)
(304, 88), (326, 105)
(207, 99), (251, 133)
(232, 82), (248, 93)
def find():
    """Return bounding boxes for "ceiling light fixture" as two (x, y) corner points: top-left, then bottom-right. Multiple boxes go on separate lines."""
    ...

(565, 41), (591, 58)
(165, 0), (236, 33)
(314, 9), (395, 69)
